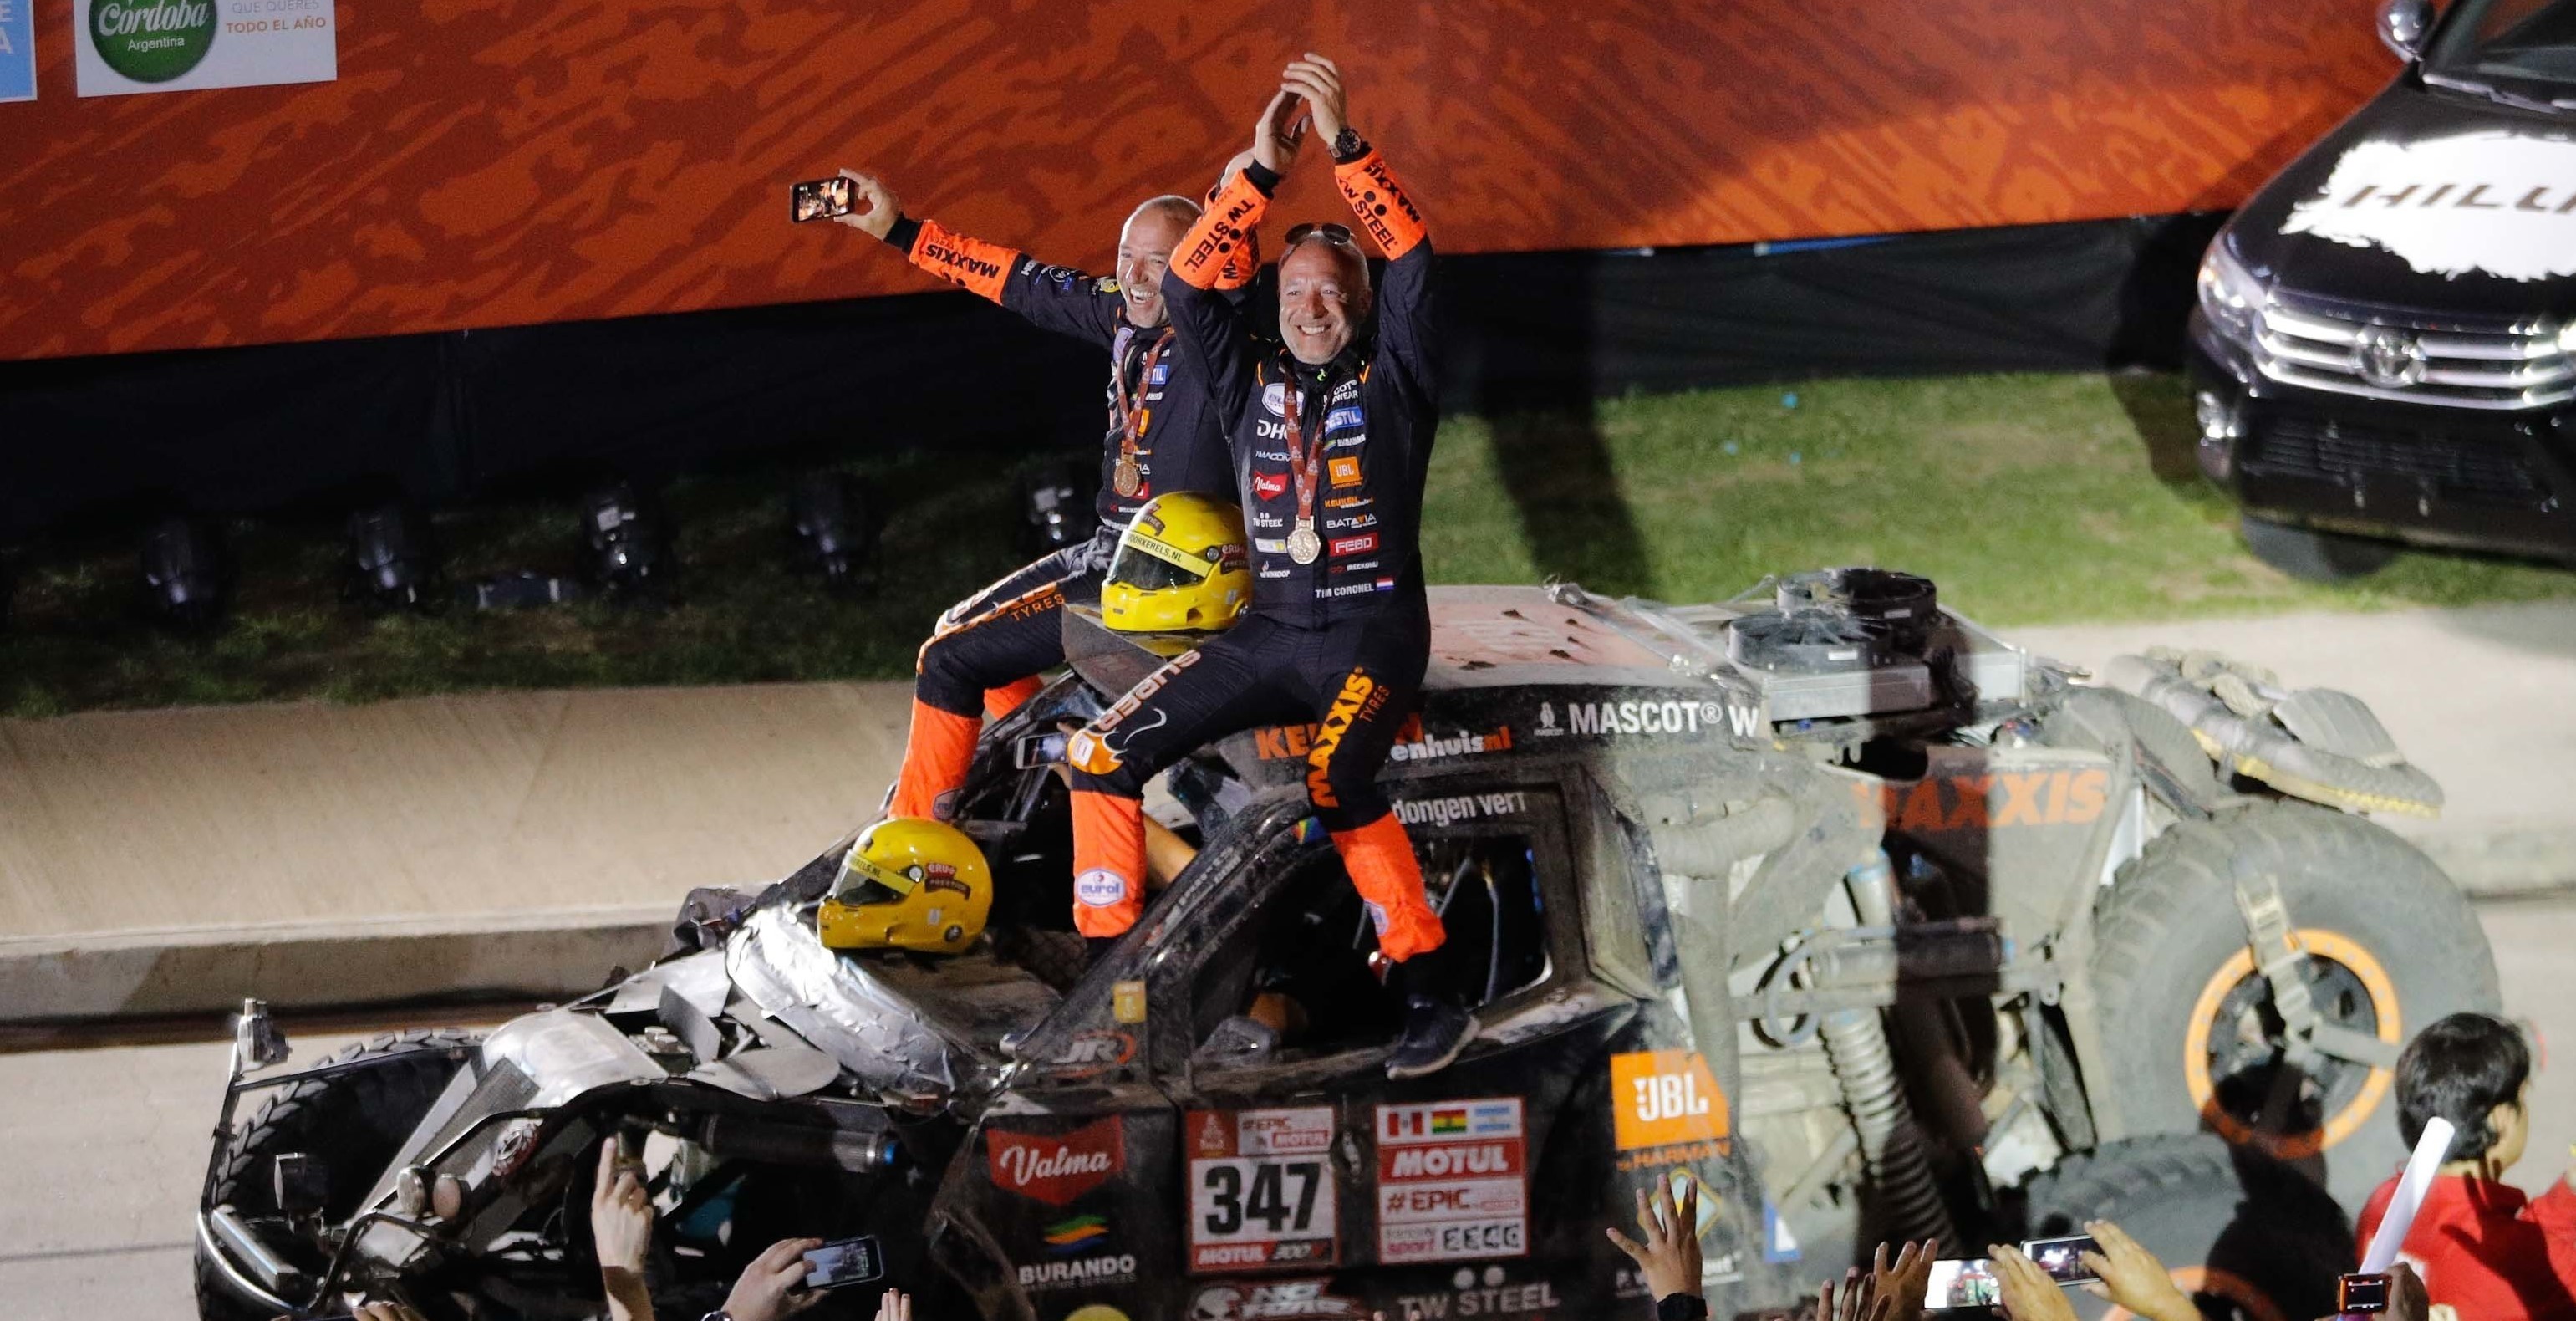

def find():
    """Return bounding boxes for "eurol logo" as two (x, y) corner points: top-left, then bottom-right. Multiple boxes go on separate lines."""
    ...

(987, 1117), (1124, 1206)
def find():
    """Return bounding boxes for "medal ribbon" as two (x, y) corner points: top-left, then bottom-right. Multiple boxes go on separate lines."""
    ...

(1113, 329), (1173, 468)
(1282, 375), (1326, 543)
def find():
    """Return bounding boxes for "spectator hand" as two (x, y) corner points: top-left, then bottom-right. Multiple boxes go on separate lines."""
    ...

(591, 1138), (653, 1275)
(2077, 1220), (2196, 1321)
(1989, 1247), (2075, 1321)
(1871, 1238), (1939, 1321)
(1252, 89), (1307, 176)
(2389, 1262), (2430, 1321)
(1280, 54), (1347, 142)
(877, 1288), (914, 1321)
(1820, 1267), (1893, 1321)
(832, 171), (901, 241)
(1606, 1181), (1703, 1302)
(725, 1237), (827, 1321)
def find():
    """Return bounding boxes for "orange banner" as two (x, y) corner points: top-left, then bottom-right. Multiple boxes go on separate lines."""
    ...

(0, 0), (2389, 361)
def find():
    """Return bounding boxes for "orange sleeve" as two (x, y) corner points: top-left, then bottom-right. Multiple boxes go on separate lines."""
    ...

(1335, 149), (1428, 260)
(1173, 172), (1269, 291)
(906, 219), (1016, 304)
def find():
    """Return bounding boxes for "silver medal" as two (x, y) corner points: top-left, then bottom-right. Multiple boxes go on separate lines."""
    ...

(1286, 523), (1322, 564)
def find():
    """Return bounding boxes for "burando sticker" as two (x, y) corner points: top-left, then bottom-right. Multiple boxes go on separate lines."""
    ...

(76, 0), (334, 98)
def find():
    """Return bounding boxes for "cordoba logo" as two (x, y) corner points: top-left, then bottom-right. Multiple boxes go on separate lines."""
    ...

(987, 1117), (1123, 1206)
(90, 0), (215, 82)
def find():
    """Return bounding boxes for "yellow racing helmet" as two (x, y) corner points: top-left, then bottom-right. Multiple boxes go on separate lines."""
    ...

(817, 818), (994, 954)
(1101, 492), (1251, 637)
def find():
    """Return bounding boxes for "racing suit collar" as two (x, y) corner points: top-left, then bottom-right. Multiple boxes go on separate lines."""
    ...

(1279, 334), (1371, 389)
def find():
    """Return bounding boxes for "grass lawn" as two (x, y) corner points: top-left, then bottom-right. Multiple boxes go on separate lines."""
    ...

(6, 370), (2571, 717)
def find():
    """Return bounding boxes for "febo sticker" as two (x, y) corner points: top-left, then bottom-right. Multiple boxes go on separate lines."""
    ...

(1610, 1051), (1730, 1152)
(987, 1117), (1124, 1206)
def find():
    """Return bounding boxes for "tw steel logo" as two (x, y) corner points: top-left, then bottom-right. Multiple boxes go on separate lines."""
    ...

(986, 1117), (1124, 1206)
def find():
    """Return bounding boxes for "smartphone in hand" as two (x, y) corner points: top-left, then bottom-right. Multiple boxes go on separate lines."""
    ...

(801, 1234), (886, 1291)
(1924, 1259), (2002, 1310)
(2024, 1235), (2101, 1284)
(2338, 1273), (2391, 1314)
(792, 176), (855, 223)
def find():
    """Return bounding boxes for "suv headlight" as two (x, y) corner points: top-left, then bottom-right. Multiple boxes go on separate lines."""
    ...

(2197, 239), (2268, 345)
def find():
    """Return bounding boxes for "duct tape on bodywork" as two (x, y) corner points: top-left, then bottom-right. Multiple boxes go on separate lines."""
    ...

(2100, 654), (2441, 818)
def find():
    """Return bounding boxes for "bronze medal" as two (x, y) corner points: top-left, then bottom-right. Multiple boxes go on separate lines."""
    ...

(1112, 457), (1143, 498)
(1287, 523), (1322, 564)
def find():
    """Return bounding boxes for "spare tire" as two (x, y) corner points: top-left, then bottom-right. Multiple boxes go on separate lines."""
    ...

(196, 1028), (480, 1321)
(2022, 1134), (2352, 1321)
(2087, 803), (2497, 1210)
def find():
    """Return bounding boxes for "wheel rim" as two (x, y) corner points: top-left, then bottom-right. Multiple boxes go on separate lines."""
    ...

(2181, 928), (2401, 1160)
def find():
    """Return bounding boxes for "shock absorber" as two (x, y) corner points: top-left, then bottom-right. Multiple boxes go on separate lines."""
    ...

(1817, 854), (1958, 1249)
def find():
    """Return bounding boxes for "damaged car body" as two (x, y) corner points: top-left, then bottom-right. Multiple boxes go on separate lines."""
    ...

(197, 574), (2498, 1321)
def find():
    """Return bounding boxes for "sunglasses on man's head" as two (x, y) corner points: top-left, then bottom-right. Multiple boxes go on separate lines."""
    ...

(1285, 222), (1358, 248)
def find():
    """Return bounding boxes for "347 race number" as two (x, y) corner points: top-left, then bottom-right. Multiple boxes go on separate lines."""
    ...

(1188, 1107), (1338, 1272)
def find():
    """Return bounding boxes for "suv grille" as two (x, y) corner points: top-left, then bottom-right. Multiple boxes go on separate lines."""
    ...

(2249, 416), (2549, 508)
(2253, 293), (2573, 410)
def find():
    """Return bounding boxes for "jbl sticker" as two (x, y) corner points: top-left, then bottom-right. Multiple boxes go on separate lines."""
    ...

(1610, 1051), (1729, 1151)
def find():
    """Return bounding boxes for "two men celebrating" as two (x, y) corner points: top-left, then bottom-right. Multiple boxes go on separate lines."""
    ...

(841, 54), (1469, 1079)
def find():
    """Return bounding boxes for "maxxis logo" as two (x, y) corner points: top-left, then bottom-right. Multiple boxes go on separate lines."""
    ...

(91, 0), (215, 81)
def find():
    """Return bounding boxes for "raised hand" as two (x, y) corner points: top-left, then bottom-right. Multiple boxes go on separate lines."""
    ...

(876, 1288), (914, 1321)
(832, 170), (902, 241)
(1252, 89), (1308, 176)
(590, 1137), (654, 1321)
(724, 1237), (827, 1321)
(1989, 1246), (2076, 1321)
(1820, 1267), (1894, 1321)
(1606, 1180), (1702, 1302)
(2077, 1220), (2197, 1321)
(1280, 53), (1347, 142)
(1871, 1238), (1939, 1321)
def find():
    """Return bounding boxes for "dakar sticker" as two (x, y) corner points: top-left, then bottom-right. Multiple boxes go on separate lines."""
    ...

(1610, 1051), (1729, 1152)
(1376, 1098), (1529, 1262)
(1188, 1106), (1337, 1272)
(987, 1117), (1124, 1206)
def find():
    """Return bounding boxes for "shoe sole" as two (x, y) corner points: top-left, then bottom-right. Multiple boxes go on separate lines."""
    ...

(1383, 1019), (1474, 1080)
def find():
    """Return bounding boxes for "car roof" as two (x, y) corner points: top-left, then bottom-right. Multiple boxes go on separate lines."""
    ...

(1424, 584), (1723, 693)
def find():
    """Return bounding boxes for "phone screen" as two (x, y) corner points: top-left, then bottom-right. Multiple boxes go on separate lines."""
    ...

(802, 1234), (885, 1291)
(792, 177), (855, 224)
(2338, 1273), (2391, 1314)
(2023, 1235), (2100, 1284)
(1924, 1259), (2002, 1310)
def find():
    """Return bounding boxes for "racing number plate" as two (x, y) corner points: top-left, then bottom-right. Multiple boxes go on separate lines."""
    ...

(1375, 1097), (1530, 1262)
(1187, 1106), (1337, 1273)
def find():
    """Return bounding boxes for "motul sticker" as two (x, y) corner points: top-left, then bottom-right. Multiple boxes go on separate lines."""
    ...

(987, 1117), (1124, 1206)
(1610, 1051), (1729, 1152)
(1375, 1098), (1528, 1263)
(1188, 1107), (1336, 1272)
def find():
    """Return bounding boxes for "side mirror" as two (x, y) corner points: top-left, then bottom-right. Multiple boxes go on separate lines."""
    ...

(232, 997), (290, 1069)
(2379, 0), (2434, 61)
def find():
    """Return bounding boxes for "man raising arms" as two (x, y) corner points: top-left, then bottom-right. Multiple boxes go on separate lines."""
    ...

(1062, 55), (1470, 1078)
(831, 169), (1250, 821)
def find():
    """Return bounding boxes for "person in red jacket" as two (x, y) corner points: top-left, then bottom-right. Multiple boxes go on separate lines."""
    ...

(2356, 1012), (2576, 1321)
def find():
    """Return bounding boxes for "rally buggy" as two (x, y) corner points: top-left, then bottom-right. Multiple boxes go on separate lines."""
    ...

(196, 572), (2498, 1321)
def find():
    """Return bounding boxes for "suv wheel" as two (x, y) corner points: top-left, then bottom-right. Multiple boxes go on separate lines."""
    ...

(2238, 514), (2397, 582)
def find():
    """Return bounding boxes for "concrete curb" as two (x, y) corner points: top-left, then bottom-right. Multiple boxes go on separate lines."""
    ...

(6, 842), (2565, 1025)
(0, 905), (675, 1023)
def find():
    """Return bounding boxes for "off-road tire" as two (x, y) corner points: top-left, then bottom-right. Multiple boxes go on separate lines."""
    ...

(2089, 803), (2497, 1209)
(2239, 514), (2397, 583)
(2023, 1134), (2351, 1321)
(195, 1029), (481, 1321)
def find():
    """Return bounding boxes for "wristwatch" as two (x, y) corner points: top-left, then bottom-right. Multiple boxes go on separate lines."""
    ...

(698, 1311), (732, 1321)
(1330, 126), (1367, 164)
(1657, 1293), (1709, 1321)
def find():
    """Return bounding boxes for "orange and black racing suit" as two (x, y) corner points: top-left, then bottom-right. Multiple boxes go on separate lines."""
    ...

(878, 212), (1245, 820)
(1063, 139), (1446, 965)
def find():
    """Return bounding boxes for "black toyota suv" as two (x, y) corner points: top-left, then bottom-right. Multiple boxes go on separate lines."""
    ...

(2187, 0), (2576, 579)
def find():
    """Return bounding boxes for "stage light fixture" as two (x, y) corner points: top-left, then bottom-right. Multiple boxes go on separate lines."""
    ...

(345, 502), (440, 611)
(579, 481), (674, 599)
(140, 515), (232, 630)
(1022, 464), (1098, 553)
(788, 471), (878, 594)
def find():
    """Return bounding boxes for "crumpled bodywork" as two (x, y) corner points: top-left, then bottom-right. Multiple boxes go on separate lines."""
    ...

(2103, 650), (2442, 817)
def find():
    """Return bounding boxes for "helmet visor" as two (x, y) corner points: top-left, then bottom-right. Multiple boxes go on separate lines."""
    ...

(831, 849), (914, 907)
(1109, 542), (1209, 593)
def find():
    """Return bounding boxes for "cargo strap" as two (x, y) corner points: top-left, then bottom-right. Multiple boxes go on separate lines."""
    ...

(2232, 867), (2400, 1072)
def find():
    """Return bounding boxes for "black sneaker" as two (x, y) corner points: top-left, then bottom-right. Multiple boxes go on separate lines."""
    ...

(1386, 996), (1474, 1079)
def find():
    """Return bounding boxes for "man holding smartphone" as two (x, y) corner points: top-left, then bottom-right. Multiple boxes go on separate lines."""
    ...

(828, 168), (1254, 822)
(1061, 55), (1473, 1079)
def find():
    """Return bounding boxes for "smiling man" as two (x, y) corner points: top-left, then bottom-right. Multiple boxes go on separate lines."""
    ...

(832, 171), (1250, 822)
(1059, 55), (1469, 1079)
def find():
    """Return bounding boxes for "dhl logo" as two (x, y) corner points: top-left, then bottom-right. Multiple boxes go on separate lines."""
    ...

(1855, 768), (2110, 832)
